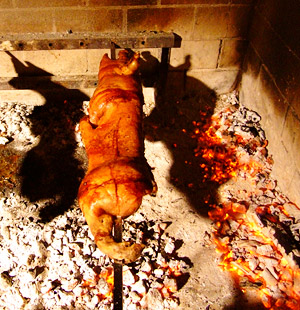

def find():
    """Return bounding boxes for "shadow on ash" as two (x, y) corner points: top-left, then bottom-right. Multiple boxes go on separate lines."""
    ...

(0, 88), (299, 309)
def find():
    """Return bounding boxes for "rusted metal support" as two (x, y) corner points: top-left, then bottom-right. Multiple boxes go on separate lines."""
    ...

(110, 41), (116, 60)
(0, 32), (181, 97)
(156, 47), (171, 107)
(0, 32), (180, 51)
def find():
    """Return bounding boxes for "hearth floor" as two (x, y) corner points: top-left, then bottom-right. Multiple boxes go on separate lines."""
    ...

(0, 91), (297, 310)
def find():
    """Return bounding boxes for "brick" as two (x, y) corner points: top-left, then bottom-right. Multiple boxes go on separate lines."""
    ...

(170, 40), (220, 70)
(231, 0), (254, 3)
(194, 6), (229, 40)
(0, 51), (18, 77)
(286, 170), (300, 208)
(240, 64), (288, 154)
(162, 0), (228, 4)
(54, 8), (123, 33)
(219, 39), (247, 69)
(164, 69), (238, 98)
(0, 11), (12, 34)
(245, 66), (298, 204)
(242, 43), (261, 78)
(127, 8), (195, 40)
(89, 0), (157, 5)
(239, 74), (259, 111)
(0, 0), (13, 8)
(0, 89), (47, 105)
(86, 9), (123, 32)
(250, 11), (300, 107)
(0, 9), (54, 34)
(227, 5), (253, 38)
(54, 9), (86, 32)
(282, 106), (300, 173)
(239, 45), (262, 116)
(256, 0), (300, 57)
(0, 88), (93, 105)
(186, 69), (239, 94)
(270, 141), (298, 205)
(256, 65), (288, 136)
(14, 0), (85, 7)
(290, 85), (300, 119)
(86, 49), (114, 75)
(249, 11), (272, 58)
(137, 49), (161, 87)
(3, 50), (88, 76)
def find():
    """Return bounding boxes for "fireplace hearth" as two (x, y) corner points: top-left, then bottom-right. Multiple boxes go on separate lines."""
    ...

(0, 89), (299, 309)
(0, 1), (299, 306)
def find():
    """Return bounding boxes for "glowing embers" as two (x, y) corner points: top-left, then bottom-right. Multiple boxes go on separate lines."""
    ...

(81, 267), (114, 302)
(191, 106), (266, 185)
(211, 201), (300, 309)
(199, 101), (300, 309)
(0, 146), (20, 189)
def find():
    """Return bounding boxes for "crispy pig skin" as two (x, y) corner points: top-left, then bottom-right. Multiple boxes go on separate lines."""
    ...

(78, 50), (157, 263)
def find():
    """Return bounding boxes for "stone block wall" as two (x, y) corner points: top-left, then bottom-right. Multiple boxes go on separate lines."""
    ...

(0, 0), (255, 99)
(239, 0), (300, 205)
(1, 0), (299, 204)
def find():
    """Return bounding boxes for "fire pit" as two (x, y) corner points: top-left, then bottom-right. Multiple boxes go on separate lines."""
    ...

(1, 86), (299, 309)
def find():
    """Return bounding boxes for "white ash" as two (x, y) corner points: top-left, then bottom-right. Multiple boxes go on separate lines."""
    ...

(2, 91), (299, 310)
(0, 192), (188, 309)
(121, 214), (190, 309)
(0, 99), (188, 309)
(0, 95), (199, 310)
(0, 103), (36, 147)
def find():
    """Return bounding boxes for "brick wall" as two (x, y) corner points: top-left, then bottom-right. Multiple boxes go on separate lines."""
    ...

(239, 0), (300, 206)
(2, 1), (298, 203)
(0, 0), (255, 97)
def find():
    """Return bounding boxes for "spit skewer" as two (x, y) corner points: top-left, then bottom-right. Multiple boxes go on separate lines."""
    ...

(113, 216), (123, 310)
(110, 42), (123, 310)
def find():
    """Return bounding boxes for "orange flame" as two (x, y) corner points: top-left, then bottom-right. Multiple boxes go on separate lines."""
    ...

(81, 267), (114, 301)
(191, 106), (300, 309)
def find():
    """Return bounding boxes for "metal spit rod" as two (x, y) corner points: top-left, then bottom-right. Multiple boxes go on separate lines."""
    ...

(110, 42), (123, 310)
(113, 216), (123, 310)
(109, 42), (171, 310)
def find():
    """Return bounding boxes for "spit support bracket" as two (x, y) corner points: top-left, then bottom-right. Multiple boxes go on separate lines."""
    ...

(0, 32), (181, 310)
(0, 31), (181, 105)
(0, 31), (181, 51)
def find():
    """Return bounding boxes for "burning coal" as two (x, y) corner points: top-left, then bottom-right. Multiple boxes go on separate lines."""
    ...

(189, 93), (300, 309)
